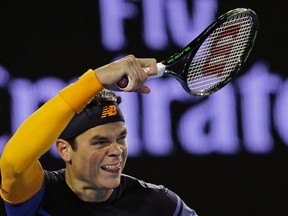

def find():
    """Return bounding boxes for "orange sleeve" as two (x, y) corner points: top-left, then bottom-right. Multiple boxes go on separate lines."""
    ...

(0, 70), (103, 204)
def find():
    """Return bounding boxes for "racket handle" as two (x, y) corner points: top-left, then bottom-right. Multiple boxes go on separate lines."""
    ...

(117, 63), (166, 89)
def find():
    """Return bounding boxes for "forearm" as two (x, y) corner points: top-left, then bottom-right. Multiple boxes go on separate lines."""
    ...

(0, 70), (103, 202)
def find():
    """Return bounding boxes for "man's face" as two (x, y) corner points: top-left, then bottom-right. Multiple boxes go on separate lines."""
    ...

(68, 121), (128, 190)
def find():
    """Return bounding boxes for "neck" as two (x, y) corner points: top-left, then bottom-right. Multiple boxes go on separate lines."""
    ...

(65, 169), (113, 202)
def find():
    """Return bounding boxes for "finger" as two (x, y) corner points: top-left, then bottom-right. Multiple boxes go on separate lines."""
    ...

(136, 85), (151, 94)
(124, 56), (148, 91)
(137, 58), (157, 76)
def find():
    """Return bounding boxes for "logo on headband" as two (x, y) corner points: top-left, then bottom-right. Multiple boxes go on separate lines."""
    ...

(101, 105), (117, 118)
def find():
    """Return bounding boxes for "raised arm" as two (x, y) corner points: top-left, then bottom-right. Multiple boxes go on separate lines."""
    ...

(0, 55), (157, 204)
(0, 70), (102, 203)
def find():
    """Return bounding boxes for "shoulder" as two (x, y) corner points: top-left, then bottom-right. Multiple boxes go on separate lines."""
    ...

(43, 169), (68, 194)
(44, 169), (66, 183)
(121, 174), (166, 191)
(41, 169), (79, 214)
(120, 174), (174, 202)
(120, 174), (198, 216)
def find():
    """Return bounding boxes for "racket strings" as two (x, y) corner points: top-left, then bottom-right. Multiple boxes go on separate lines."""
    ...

(187, 14), (255, 94)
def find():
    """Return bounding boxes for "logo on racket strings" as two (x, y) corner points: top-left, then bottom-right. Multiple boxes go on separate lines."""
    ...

(202, 24), (241, 76)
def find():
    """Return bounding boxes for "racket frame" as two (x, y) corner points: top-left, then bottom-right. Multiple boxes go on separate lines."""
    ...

(158, 8), (258, 96)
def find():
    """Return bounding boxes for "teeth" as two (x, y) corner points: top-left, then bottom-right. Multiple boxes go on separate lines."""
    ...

(103, 165), (113, 169)
(102, 163), (120, 169)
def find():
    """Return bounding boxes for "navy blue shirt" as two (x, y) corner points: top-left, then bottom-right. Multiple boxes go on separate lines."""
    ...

(5, 169), (197, 216)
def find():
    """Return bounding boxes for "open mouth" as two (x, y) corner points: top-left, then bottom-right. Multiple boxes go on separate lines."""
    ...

(101, 163), (121, 173)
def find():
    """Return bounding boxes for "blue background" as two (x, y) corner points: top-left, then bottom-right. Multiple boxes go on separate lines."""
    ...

(1, 0), (288, 215)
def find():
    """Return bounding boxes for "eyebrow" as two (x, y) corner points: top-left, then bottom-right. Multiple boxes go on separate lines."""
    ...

(88, 128), (127, 144)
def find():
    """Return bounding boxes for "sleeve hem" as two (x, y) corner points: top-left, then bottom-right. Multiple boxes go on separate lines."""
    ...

(59, 69), (104, 113)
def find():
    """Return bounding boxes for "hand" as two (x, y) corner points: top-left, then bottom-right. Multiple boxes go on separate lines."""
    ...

(94, 55), (157, 94)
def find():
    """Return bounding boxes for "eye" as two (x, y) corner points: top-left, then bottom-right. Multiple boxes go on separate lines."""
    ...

(91, 139), (109, 146)
(117, 134), (127, 142)
(94, 141), (106, 145)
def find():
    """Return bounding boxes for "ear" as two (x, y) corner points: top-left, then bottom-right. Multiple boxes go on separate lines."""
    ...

(55, 139), (72, 163)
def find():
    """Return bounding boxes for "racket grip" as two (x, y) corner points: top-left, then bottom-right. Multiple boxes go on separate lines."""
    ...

(117, 63), (166, 89)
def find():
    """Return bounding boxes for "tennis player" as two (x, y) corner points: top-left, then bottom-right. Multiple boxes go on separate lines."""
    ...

(0, 55), (198, 215)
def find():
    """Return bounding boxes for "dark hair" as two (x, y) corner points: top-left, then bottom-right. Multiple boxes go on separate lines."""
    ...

(66, 89), (122, 151)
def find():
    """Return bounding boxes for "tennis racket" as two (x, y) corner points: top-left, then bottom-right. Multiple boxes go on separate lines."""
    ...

(117, 8), (258, 96)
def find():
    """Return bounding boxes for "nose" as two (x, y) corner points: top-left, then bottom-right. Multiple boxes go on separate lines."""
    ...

(108, 142), (123, 157)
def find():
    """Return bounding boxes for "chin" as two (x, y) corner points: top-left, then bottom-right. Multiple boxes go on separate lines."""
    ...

(103, 175), (121, 189)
